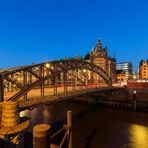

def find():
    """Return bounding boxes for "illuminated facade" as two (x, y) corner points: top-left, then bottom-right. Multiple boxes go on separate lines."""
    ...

(84, 39), (116, 83)
(116, 62), (133, 80)
(139, 60), (148, 79)
(116, 70), (126, 82)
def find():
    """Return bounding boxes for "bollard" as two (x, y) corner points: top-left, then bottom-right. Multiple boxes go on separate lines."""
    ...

(1, 101), (19, 128)
(33, 124), (51, 148)
(67, 110), (72, 148)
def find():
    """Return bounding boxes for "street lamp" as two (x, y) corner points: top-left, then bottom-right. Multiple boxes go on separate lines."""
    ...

(45, 63), (50, 68)
(133, 89), (137, 111)
(83, 69), (86, 72)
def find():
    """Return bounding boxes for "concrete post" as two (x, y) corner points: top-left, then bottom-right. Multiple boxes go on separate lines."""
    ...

(67, 111), (72, 148)
(33, 124), (51, 148)
(1, 101), (19, 128)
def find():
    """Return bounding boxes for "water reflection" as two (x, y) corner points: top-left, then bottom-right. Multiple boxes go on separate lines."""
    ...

(20, 102), (148, 147)
(20, 107), (40, 122)
(20, 105), (52, 131)
(42, 106), (51, 123)
(129, 124), (148, 148)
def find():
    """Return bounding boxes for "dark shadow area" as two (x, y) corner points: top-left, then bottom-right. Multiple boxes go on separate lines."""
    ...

(72, 106), (96, 123)
(73, 128), (98, 148)
(0, 138), (15, 148)
(83, 128), (97, 148)
(24, 132), (33, 148)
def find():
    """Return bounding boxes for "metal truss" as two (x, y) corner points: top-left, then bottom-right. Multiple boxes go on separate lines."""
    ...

(0, 59), (112, 102)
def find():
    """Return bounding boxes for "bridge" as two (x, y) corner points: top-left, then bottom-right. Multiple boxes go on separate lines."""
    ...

(0, 59), (113, 110)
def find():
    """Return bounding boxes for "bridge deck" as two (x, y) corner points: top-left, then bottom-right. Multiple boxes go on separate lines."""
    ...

(18, 86), (115, 110)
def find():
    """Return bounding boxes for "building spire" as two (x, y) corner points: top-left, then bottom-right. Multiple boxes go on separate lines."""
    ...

(94, 38), (102, 51)
(97, 38), (101, 43)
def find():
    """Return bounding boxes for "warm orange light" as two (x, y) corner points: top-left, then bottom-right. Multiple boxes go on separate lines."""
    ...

(45, 63), (50, 68)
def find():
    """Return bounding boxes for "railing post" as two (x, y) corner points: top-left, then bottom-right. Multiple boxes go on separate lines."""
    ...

(64, 72), (68, 94)
(72, 77), (75, 92)
(54, 76), (57, 95)
(23, 71), (27, 101)
(0, 75), (4, 102)
(40, 65), (45, 97)
(33, 124), (51, 148)
(67, 110), (72, 148)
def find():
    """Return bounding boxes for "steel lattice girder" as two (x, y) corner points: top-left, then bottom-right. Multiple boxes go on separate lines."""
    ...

(1, 59), (112, 101)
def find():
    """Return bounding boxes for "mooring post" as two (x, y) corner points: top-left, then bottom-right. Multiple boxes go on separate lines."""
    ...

(33, 124), (51, 148)
(133, 89), (137, 111)
(67, 110), (72, 148)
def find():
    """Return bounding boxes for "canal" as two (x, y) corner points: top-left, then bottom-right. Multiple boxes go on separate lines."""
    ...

(20, 101), (148, 148)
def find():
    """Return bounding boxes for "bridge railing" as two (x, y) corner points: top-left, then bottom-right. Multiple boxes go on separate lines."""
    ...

(18, 86), (113, 110)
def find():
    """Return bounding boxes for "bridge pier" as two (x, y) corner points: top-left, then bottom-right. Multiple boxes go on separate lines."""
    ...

(0, 101), (30, 146)
(1, 101), (19, 128)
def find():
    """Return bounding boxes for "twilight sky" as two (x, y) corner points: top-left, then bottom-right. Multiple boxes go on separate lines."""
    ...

(0, 0), (148, 70)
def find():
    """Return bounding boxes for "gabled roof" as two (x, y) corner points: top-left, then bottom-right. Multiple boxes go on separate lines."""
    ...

(139, 59), (148, 66)
(116, 69), (125, 74)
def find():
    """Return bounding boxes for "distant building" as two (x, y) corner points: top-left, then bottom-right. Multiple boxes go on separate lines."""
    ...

(116, 69), (126, 81)
(116, 62), (133, 80)
(84, 39), (116, 83)
(132, 71), (138, 79)
(139, 60), (148, 79)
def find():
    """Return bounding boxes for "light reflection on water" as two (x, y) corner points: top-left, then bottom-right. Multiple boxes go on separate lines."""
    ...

(20, 102), (148, 147)
(20, 107), (39, 122)
(20, 105), (52, 125)
(42, 106), (51, 123)
(128, 124), (148, 148)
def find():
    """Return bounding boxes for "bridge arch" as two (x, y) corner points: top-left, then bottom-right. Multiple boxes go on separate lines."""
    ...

(2, 59), (112, 101)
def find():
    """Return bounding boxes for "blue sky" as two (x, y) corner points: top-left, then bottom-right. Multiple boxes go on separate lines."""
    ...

(0, 0), (148, 70)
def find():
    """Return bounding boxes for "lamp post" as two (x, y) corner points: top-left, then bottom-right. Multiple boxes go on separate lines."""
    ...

(133, 89), (137, 111)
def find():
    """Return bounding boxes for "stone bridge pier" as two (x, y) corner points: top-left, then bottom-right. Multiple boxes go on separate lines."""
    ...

(1, 101), (19, 128)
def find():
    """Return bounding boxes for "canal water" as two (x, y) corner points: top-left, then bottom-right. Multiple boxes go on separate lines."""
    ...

(20, 101), (148, 148)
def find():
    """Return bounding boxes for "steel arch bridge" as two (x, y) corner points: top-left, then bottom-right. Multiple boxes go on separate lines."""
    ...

(0, 59), (112, 105)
